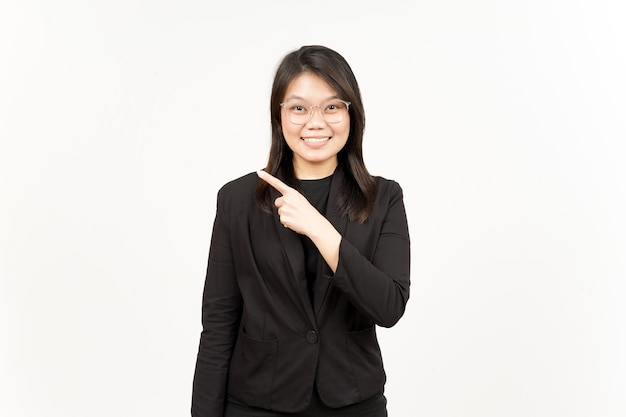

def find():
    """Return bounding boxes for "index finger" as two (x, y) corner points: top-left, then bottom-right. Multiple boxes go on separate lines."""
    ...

(257, 170), (293, 195)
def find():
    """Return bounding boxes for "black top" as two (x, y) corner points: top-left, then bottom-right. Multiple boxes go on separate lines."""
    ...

(298, 175), (333, 306)
(193, 166), (410, 415)
(225, 172), (388, 415)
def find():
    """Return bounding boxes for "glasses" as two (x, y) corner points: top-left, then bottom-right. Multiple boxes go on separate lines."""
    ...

(280, 99), (351, 125)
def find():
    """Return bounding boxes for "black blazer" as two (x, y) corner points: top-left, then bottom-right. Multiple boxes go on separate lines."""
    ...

(192, 166), (410, 416)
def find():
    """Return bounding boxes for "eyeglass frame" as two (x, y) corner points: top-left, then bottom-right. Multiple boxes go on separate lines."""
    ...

(279, 99), (351, 125)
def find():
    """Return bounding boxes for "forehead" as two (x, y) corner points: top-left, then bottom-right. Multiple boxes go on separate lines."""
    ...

(283, 72), (338, 102)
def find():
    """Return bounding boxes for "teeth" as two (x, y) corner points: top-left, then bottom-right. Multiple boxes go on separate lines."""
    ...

(303, 137), (330, 143)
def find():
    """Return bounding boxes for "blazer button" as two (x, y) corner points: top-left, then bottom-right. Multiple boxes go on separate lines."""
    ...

(305, 330), (318, 344)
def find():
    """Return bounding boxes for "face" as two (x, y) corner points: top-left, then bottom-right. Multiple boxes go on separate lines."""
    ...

(281, 72), (350, 179)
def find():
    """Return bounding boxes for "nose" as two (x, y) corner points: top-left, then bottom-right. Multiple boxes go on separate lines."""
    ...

(306, 105), (326, 126)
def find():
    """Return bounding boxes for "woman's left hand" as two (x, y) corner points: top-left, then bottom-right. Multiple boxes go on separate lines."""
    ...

(257, 170), (323, 236)
(257, 170), (342, 272)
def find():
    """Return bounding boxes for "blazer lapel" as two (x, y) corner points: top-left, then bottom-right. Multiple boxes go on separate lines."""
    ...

(269, 173), (317, 325)
(314, 166), (348, 315)
(269, 167), (350, 321)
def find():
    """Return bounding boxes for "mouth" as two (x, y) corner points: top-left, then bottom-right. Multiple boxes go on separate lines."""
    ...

(301, 137), (331, 143)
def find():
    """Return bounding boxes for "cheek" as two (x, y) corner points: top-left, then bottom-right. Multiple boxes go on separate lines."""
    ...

(335, 122), (351, 140)
(282, 122), (302, 142)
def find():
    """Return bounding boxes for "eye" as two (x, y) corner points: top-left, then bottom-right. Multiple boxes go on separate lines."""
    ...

(324, 101), (345, 113)
(285, 103), (308, 113)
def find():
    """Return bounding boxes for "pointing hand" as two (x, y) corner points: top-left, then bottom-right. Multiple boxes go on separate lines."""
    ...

(257, 170), (321, 236)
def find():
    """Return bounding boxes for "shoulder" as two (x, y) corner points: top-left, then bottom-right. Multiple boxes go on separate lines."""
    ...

(372, 175), (405, 200)
(219, 171), (258, 194)
(367, 175), (408, 223)
(216, 171), (259, 210)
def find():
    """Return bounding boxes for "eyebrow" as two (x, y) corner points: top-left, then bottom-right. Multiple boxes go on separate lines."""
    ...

(282, 94), (341, 102)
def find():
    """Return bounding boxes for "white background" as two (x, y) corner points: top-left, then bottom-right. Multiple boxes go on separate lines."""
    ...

(1, 1), (625, 416)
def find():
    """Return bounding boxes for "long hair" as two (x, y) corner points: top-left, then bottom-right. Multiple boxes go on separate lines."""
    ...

(255, 45), (377, 223)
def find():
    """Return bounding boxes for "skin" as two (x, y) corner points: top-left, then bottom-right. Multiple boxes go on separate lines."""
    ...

(279, 72), (350, 180)
(257, 170), (341, 272)
(257, 72), (349, 272)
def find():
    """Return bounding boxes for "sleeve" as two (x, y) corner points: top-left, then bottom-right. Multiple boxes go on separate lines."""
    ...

(328, 181), (411, 328)
(191, 191), (242, 417)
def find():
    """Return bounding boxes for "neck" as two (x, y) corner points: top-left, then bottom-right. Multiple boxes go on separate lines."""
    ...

(293, 159), (337, 180)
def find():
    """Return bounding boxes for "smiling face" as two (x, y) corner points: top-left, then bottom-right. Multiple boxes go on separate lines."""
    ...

(280, 72), (350, 179)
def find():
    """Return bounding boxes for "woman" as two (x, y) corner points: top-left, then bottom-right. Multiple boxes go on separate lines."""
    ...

(192, 45), (410, 417)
